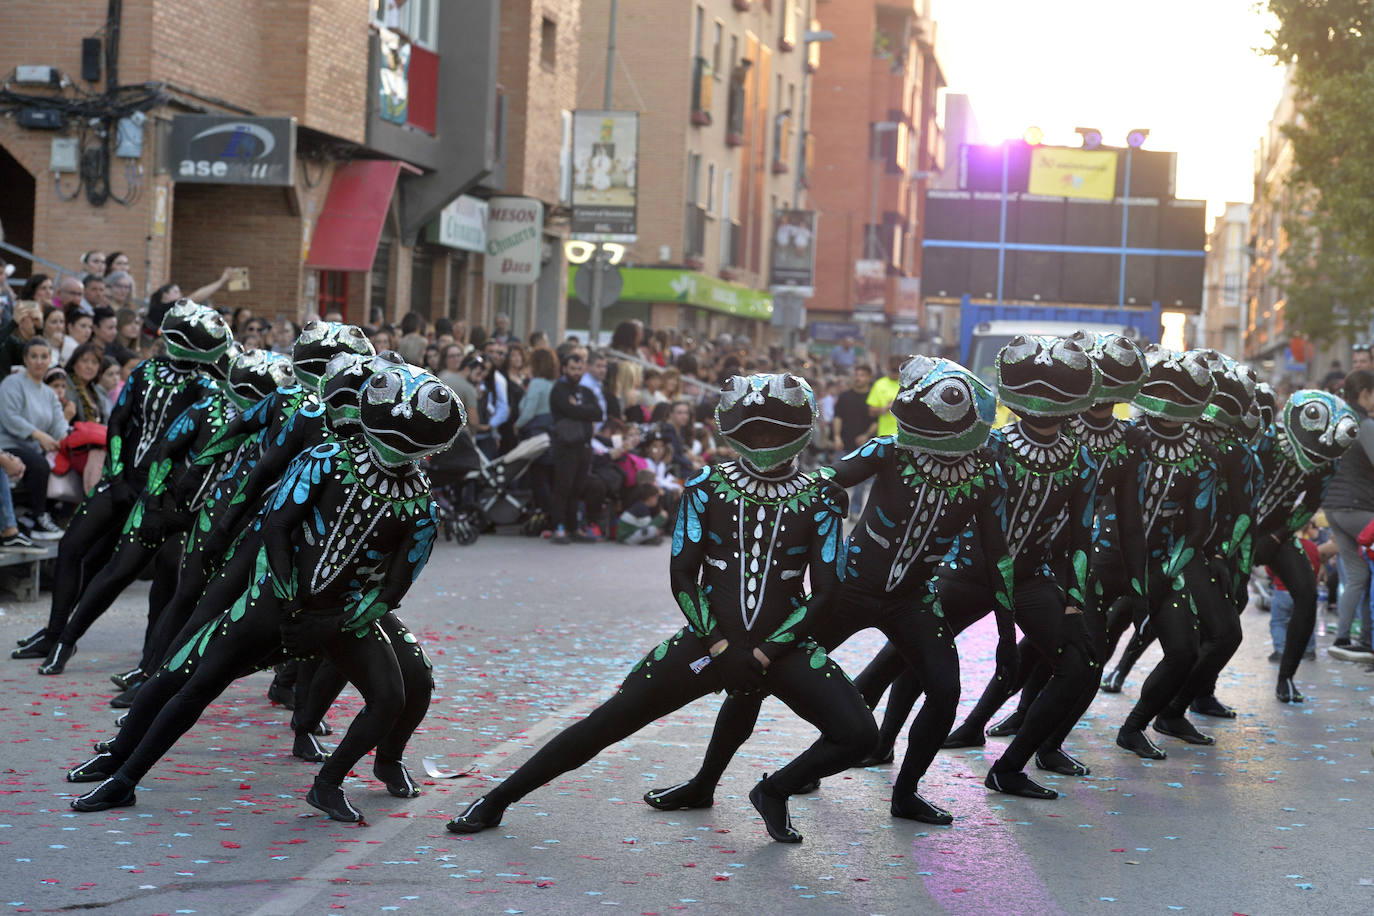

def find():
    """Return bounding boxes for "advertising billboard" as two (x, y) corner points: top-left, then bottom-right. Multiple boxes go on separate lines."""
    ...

(487, 197), (544, 285)
(571, 110), (639, 241)
(769, 209), (817, 296)
(1027, 147), (1118, 201)
(167, 115), (296, 186)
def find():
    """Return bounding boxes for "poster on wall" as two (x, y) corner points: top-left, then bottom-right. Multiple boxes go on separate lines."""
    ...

(853, 259), (886, 309)
(378, 28), (410, 124)
(570, 110), (638, 241)
(769, 209), (817, 297)
(487, 197), (544, 286)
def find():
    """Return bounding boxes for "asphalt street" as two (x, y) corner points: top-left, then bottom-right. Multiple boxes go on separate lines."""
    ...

(2, 534), (1373, 915)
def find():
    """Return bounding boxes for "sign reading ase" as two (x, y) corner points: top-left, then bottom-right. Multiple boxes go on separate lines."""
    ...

(487, 197), (544, 285)
(168, 115), (296, 186)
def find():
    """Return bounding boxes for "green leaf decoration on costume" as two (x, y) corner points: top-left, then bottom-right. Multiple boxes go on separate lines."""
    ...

(808, 643), (828, 669)
(995, 555), (1015, 609)
(768, 604), (807, 643)
(108, 437), (123, 477)
(122, 499), (144, 535)
(168, 618), (217, 671)
(653, 640), (670, 661)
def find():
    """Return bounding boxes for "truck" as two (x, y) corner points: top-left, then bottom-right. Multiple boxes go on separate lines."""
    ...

(956, 296), (1164, 388)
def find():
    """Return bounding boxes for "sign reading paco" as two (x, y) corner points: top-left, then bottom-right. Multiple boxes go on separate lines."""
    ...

(168, 115), (296, 186)
(487, 197), (544, 285)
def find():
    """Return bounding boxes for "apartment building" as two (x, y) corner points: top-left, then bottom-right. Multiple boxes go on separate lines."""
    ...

(804, 0), (946, 352)
(1197, 202), (1248, 356)
(573, 0), (816, 342)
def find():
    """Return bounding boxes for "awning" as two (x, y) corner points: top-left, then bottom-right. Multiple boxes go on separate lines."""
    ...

(305, 160), (401, 271)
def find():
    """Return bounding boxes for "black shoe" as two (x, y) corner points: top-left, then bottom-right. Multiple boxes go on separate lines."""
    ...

(15, 627), (46, 647)
(1190, 695), (1237, 719)
(1116, 727), (1167, 760)
(984, 770), (1058, 800)
(373, 759), (421, 798)
(1276, 677), (1305, 703)
(306, 780), (363, 823)
(1333, 636), (1352, 648)
(748, 774), (802, 843)
(1100, 668), (1126, 693)
(446, 796), (504, 833)
(793, 779), (821, 795)
(1268, 651), (1282, 663)
(1035, 748), (1091, 776)
(292, 732), (331, 763)
(71, 776), (136, 812)
(267, 679), (296, 709)
(1153, 715), (1214, 746)
(92, 738), (114, 754)
(11, 630), (51, 660)
(38, 642), (76, 675)
(0, 530), (46, 553)
(109, 683), (141, 709)
(941, 722), (987, 748)
(855, 742), (895, 767)
(110, 667), (145, 691)
(644, 780), (715, 810)
(987, 709), (1025, 737)
(290, 712), (332, 738)
(114, 712), (128, 728)
(891, 791), (953, 825)
(67, 753), (122, 783)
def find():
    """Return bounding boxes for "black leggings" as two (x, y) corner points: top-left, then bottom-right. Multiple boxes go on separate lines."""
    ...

(483, 628), (877, 809)
(57, 524), (183, 647)
(857, 575), (1096, 777)
(1164, 559), (1243, 713)
(1253, 537), (1318, 679)
(137, 514), (225, 672)
(679, 585), (952, 799)
(1123, 572), (1197, 730)
(43, 484), (134, 639)
(296, 613), (433, 776)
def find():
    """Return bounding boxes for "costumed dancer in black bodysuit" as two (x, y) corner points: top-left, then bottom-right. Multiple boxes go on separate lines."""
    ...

(1110, 347), (1220, 759)
(1100, 351), (1261, 729)
(67, 362), (462, 820)
(124, 324), (376, 707)
(1248, 388), (1357, 702)
(641, 357), (1016, 825)
(446, 373), (877, 844)
(36, 350), (292, 676)
(940, 333), (1148, 775)
(852, 335), (1102, 800)
(12, 301), (231, 667)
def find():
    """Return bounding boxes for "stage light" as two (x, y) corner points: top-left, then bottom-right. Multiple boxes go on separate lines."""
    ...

(1075, 126), (1103, 149)
(1023, 126), (1044, 146)
(1126, 128), (1150, 148)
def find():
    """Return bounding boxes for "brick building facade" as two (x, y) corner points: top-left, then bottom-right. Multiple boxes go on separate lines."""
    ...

(0, 0), (514, 331)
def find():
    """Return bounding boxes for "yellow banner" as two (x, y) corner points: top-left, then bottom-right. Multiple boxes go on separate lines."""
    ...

(1027, 148), (1118, 200)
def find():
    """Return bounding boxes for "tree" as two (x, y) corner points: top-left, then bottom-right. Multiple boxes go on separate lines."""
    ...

(1264, 1), (1374, 343)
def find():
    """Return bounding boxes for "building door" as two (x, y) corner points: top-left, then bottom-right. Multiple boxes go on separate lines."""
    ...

(0, 145), (36, 277)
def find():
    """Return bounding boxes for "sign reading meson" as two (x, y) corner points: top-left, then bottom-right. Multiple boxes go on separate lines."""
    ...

(486, 197), (544, 285)
(168, 115), (296, 186)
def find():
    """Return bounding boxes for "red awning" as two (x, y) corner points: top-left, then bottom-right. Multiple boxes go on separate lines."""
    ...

(306, 160), (401, 272)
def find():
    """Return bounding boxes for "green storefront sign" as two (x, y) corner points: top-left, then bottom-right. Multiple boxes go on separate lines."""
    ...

(568, 266), (773, 320)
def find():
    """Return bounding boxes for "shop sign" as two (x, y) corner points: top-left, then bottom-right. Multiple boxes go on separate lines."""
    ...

(570, 110), (638, 241)
(167, 115), (296, 186)
(434, 195), (488, 252)
(568, 265), (772, 320)
(487, 196), (543, 285)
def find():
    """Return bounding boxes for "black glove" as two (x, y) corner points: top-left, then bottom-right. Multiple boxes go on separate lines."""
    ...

(817, 477), (850, 518)
(993, 634), (1019, 686)
(711, 644), (766, 695)
(279, 608), (344, 656)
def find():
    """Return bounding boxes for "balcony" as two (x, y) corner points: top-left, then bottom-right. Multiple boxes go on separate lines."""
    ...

(691, 57), (713, 127)
(725, 79), (746, 147)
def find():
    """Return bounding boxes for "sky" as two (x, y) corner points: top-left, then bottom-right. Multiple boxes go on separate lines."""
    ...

(933, 0), (1288, 226)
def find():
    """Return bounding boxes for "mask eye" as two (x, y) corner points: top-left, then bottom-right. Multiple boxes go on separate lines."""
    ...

(1053, 339), (1089, 369)
(366, 371), (402, 404)
(1002, 336), (1037, 363)
(1299, 400), (1330, 431)
(420, 383), (453, 421)
(923, 379), (973, 421)
(1335, 415), (1359, 447)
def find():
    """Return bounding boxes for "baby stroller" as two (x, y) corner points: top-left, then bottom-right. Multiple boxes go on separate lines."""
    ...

(428, 432), (550, 545)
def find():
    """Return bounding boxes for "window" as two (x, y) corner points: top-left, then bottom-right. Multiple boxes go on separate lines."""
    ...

(687, 153), (702, 205)
(371, 0), (438, 50)
(729, 35), (739, 74)
(541, 16), (557, 69)
(706, 162), (716, 213)
(694, 5), (705, 57)
(712, 22), (724, 79)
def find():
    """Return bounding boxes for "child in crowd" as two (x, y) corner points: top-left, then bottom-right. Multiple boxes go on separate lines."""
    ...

(615, 482), (667, 546)
(44, 367), (76, 423)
